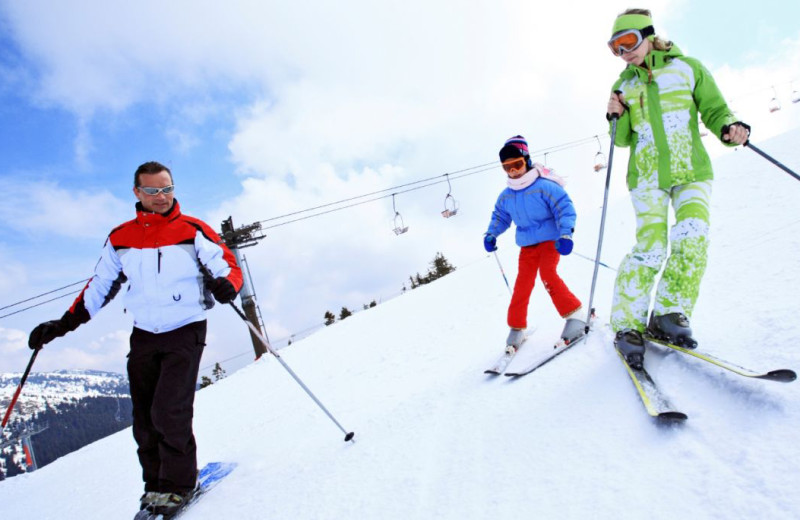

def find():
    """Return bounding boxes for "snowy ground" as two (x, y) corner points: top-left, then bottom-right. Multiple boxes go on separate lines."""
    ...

(1, 129), (799, 519)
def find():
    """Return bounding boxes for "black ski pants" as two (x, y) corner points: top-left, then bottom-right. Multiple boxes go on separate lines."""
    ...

(127, 320), (206, 494)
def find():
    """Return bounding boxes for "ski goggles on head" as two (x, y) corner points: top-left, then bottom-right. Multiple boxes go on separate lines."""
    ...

(501, 157), (527, 173)
(608, 26), (654, 56)
(137, 185), (175, 195)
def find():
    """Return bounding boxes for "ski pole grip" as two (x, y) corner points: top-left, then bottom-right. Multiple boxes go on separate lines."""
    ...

(608, 90), (624, 120)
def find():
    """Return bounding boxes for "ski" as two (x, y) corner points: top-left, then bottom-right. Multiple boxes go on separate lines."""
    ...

(484, 346), (522, 376)
(134, 461), (237, 519)
(615, 347), (687, 421)
(505, 311), (596, 378)
(643, 335), (797, 383)
(484, 327), (536, 375)
(505, 334), (589, 378)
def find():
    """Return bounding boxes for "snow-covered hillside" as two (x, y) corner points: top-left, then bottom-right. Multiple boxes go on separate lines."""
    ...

(0, 370), (128, 422)
(0, 129), (798, 519)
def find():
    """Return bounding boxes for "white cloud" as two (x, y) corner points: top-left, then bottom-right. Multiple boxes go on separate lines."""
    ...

(0, 179), (128, 240)
(0, 250), (29, 297)
(0, 324), (133, 375)
(711, 35), (800, 146)
(0, 327), (27, 358)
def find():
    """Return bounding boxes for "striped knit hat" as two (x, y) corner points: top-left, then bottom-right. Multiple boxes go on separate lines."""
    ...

(499, 135), (532, 168)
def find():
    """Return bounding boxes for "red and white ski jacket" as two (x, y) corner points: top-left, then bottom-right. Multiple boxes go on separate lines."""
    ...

(64, 200), (242, 334)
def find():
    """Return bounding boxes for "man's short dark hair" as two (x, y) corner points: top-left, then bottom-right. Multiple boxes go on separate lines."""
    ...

(134, 161), (173, 187)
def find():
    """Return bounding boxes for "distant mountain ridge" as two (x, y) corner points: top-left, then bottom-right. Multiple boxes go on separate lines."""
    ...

(1, 369), (129, 441)
(1, 369), (129, 403)
(1, 370), (132, 480)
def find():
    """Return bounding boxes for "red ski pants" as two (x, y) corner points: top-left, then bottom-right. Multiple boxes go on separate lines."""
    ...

(507, 241), (581, 329)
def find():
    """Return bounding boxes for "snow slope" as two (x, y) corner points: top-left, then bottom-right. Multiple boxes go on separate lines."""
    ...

(0, 130), (798, 519)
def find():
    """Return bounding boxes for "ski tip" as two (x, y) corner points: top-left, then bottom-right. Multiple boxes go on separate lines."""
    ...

(762, 369), (797, 383)
(657, 411), (688, 421)
(344, 432), (356, 442)
(484, 370), (501, 375)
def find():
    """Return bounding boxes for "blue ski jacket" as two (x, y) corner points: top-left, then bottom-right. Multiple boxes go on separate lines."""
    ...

(485, 178), (576, 247)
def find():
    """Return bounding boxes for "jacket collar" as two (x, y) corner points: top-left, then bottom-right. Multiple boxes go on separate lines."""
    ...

(621, 45), (684, 82)
(135, 199), (181, 226)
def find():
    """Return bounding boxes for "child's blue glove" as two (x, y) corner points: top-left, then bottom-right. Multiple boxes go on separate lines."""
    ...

(483, 234), (497, 252)
(554, 235), (573, 255)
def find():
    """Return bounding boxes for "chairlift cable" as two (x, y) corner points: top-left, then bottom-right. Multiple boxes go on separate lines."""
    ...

(0, 290), (82, 320)
(256, 162), (496, 225)
(0, 279), (89, 312)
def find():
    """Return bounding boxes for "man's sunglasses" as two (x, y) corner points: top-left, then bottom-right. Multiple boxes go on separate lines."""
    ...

(137, 185), (175, 196)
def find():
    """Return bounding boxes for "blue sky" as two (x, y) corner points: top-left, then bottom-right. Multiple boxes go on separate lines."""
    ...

(1, 0), (799, 377)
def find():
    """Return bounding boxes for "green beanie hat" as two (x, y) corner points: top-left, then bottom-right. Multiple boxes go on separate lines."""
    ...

(611, 13), (654, 36)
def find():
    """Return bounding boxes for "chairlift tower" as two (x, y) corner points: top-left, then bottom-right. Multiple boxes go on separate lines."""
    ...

(0, 421), (48, 473)
(220, 217), (269, 359)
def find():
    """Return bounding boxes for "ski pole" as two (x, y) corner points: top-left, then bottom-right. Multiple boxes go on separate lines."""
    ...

(745, 142), (800, 182)
(573, 252), (615, 271)
(1, 348), (41, 435)
(228, 303), (355, 443)
(492, 251), (512, 295)
(585, 114), (620, 329)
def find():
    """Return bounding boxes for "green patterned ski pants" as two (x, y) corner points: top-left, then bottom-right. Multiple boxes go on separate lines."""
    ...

(610, 181), (712, 333)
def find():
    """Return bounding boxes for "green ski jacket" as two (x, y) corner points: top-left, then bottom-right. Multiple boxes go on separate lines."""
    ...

(610, 45), (738, 190)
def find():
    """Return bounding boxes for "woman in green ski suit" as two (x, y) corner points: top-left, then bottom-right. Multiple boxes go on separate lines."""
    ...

(605, 9), (750, 368)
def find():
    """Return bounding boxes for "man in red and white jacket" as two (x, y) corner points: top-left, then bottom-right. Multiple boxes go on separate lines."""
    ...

(28, 161), (242, 515)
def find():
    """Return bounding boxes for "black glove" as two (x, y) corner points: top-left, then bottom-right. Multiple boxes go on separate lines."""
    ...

(721, 121), (751, 144)
(208, 277), (238, 304)
(29, 319), (70, 350)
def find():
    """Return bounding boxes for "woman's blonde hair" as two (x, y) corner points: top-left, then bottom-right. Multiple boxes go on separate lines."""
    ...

(619, 8), (673, 51)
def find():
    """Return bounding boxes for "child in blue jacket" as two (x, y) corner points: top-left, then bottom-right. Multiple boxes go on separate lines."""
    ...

(484, 136), (585, 351)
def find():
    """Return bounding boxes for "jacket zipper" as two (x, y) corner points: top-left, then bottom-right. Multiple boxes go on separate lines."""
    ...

(158, 248), (162, 273)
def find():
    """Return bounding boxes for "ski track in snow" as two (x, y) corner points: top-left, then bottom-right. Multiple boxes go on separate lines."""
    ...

(1, 131), (799, 519)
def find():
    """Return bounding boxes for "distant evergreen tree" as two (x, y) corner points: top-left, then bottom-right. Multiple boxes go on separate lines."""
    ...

(324, 311), (336, 326)
(339, 307), (353, 320)
(212, 362), (227, 382)
(405, 252), (457, 290)
(199, 376), (213, 389)
(429, 252), (456, 279)
(363, 300), (377, 310)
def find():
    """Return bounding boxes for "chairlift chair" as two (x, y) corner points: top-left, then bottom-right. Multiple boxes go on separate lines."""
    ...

(393, 213), (408, 235)
(391, 194), (408, 235)
(593, 135), (607, 172)
(768, 86), (781, 113)
(441, 174), (459, 218)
